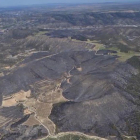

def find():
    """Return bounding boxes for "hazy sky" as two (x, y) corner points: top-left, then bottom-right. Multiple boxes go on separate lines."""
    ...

(0, 0), (139, 7)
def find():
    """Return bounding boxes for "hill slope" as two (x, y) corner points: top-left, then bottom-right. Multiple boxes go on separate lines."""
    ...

(0, 49), (139, 140)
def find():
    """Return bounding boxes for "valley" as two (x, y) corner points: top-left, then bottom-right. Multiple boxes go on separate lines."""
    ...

(0, 2), (140, 140)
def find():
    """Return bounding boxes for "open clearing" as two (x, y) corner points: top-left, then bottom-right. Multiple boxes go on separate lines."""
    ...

(23, 78), (68, 135)
(1, 78), (68, 136)
(42, 132), (108, 140)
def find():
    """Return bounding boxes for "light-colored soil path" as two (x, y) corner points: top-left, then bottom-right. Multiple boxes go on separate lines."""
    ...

(23, 78), (68, 136)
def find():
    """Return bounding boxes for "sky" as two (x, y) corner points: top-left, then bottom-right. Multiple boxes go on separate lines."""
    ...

(0, 0), (139, 7)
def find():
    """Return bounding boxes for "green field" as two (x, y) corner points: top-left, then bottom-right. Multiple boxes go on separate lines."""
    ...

(44, 134), (98, 140)
(86, 40), (140, 62)
(35, 31), (49, 36)
(108, 47), (140, 62)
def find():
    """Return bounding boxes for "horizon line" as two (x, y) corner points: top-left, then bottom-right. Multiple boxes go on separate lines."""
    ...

(0, 1), (140, 8)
